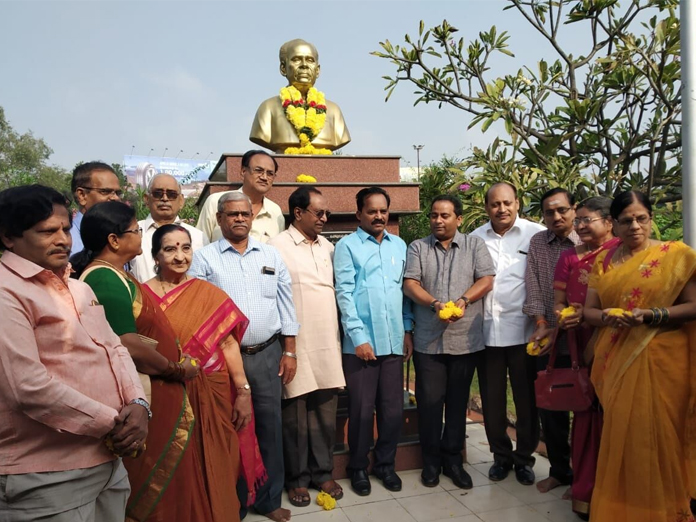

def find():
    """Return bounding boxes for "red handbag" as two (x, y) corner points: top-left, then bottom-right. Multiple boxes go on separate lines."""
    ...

(534, 328), (594, 412)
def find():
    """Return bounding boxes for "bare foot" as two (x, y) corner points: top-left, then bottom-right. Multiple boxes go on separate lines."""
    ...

(562, 486), (572, 500)
(536, 476), (563, 493)
(264, 507), (291, 522)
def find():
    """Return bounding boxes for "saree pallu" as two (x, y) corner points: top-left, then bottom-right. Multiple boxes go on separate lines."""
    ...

(146, 278), (267, 511)
(589, 242), (696, 522)
(122, 276), (210, 522)
(554, 237), (619, 516)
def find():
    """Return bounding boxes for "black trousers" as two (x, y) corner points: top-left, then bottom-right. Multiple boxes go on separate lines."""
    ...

(536, 352), (573, 482)
(282, 388), (338, 489)
(413, 350), (482, 469)
(481, 344), (539, 468)
(343, 353), (403, 472)
(241, 340), (284, 515)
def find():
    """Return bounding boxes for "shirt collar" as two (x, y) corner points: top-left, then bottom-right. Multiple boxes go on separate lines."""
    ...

(288, 224), (319, 245)
(142, 214), (182, 232)
(1, 250), (72, 284)
(234, 188), (271, 218)
(73, 210), (83, 229)
(427, 231), (463, 248)
(216, 236), (262, 254)
(546, 228), (580, 244)
(356, 226), (392, 244)
(483, 216), (522, 236)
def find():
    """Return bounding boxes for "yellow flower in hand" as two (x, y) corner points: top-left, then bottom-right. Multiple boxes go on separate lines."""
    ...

(559, 306), (576, 320)
(607, 308), (633, 317)
(438, 301), (463, 320)
(526, 337), (549, 356)
(316, 491), (336, 510)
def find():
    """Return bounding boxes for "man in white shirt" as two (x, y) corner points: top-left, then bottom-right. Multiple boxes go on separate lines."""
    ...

(130, 174), (207, 282)
(470, 182), (545, 486)
(196, 150), (285, 243)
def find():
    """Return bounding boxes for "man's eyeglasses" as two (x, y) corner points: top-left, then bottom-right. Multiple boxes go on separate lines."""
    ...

(80, 186), (124, 198)
(543, 206), (572, 218)
(223, 211), (252, 219)
(616, 215), (651, 227)
(302, 208), (331, 220)
(248, 166), (277, 179)
(150, 189), (180, 200)
(122, 227), (143, 236)
(573, 217), (604, 226)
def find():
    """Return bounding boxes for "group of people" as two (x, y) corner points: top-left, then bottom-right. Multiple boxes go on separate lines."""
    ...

(0, 149), (694, 522)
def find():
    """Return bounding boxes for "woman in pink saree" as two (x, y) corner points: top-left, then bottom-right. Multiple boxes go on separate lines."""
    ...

(553, 196), (619, 519)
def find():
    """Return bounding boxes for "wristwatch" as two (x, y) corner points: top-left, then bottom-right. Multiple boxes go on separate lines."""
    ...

(130, 398), (152, 420)
(282, 351), (298, 359)
(237, 383), (251, 392)
(461, 296), (471, 308)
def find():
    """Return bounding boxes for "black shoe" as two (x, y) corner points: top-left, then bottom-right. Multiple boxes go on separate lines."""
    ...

(421, 465), (440, 487)
(350, 469), (371, 496)
(488, 462), (512, 482)
(514, 465), (535, 485)
(442, 463), (473, 489)
(373, 468), (402, 492)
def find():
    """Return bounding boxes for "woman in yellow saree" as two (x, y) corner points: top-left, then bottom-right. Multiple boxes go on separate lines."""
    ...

(584, 191), (696, 522)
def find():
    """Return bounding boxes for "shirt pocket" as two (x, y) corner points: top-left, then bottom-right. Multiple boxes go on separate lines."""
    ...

(79, 304), (115, 343)
(260, 272), (278, 299)
(391, 258), (405, 284)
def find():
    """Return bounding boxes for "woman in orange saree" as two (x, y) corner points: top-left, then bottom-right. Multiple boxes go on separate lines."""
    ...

(143, 224), (267, 520)
(70, 201), (210, 522)
(584, 191), (696, 522)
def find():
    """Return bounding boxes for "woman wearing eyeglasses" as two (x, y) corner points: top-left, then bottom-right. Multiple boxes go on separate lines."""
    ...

(551, 197), (619, 519)
(583, 191), (696, 522)
(143, 223), (268, 520)
(70, 201), (210, 522)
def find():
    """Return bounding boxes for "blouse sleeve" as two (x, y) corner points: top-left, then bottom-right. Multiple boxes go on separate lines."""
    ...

(83, 268), (138, 335)
(553, 249), (574, 291)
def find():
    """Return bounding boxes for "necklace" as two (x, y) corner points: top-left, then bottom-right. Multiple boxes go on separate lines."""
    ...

(158, 273), (188, 295)
(93, 258), (127, 274)
(619, 241), (652, 264)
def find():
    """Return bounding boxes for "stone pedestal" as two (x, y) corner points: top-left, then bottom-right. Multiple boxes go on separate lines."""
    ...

(199, 153), (420, 236)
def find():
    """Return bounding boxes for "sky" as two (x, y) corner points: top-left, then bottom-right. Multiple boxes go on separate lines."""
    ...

(0, 0), (589, 173)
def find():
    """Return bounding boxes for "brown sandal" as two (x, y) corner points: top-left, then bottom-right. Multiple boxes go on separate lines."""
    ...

(317, 480), (344, 500)
(288, 487), (311, 507)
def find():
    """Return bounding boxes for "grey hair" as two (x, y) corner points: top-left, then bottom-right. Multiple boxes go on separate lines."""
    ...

(147, 173), (181, 193)
(217, 191), (252, 213)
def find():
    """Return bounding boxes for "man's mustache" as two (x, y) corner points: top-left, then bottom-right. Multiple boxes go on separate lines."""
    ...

(371, 219), (385, 225)
(49, 248), (71, 255)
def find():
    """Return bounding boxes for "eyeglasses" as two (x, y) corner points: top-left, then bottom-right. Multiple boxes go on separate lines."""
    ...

(247, 166), (277, 179)
(80, 186), (124, 198)
(122, 227), (143, 236)
(150, 189), (180, 200)
(543, 206), (572, 218)
(223, 211), (252, 219)
(616, 215), (651, 227)
(302, 208), (331, 220)
(573, 217), (604, 226)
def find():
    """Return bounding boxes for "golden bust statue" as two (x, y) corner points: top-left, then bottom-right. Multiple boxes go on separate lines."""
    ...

(250, 39), (351, 154)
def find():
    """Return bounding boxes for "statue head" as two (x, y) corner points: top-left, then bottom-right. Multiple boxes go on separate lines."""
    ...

(279, 39), (320, 91)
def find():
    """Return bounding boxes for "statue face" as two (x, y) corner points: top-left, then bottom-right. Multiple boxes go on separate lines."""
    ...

(281, 43), (320, 89)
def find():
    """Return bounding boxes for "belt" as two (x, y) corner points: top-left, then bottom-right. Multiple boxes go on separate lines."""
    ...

(240, 334), (279, 355)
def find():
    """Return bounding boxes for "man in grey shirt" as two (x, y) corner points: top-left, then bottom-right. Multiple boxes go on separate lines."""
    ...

(404, 195), (495, 490)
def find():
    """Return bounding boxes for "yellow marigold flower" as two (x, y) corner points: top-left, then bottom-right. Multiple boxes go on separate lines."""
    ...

(526, 337), (549, 356)
(438, 301), (464, 320)
(296, 174), (317, 183)
(316, 491), (336, 510)
(559, 306), (576, 320)
(607, 308), (633, 317)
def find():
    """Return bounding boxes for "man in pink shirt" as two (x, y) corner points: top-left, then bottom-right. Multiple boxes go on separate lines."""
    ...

(0, 185), (150, 522)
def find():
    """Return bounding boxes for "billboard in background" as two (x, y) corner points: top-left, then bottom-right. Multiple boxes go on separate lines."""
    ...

(123, 155), (216, 188)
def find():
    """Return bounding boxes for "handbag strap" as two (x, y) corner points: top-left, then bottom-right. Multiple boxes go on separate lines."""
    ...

(545, 327), (582, 371)
(545, 327), (560, 371)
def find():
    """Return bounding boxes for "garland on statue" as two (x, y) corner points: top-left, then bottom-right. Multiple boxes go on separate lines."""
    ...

(280, 86), (332, 155)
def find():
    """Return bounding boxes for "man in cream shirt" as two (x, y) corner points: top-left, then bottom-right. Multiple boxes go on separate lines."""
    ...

(196, 150), (285, 243)
(130, 174), (207, 282)
(470, 182), (545, 486)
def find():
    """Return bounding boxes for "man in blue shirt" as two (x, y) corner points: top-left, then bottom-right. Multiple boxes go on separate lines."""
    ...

(70, 162), (123, 253)
(334, 187), (414, 496)
(189, 191), (299, 522)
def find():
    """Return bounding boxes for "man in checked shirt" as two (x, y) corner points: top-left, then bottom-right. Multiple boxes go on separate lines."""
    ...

(523, 187), (581, 496)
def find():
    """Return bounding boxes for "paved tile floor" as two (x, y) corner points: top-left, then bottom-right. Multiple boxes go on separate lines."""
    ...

(245, 422), (580, 522)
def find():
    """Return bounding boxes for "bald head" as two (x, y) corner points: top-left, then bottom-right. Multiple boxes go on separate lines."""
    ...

(485, 182), (520, 235)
